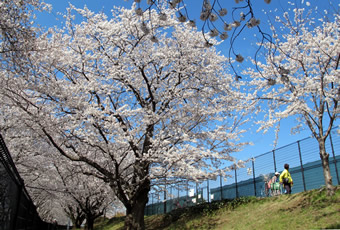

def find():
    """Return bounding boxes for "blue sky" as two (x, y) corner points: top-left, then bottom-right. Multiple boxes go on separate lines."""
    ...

(34, 0), (339, 161)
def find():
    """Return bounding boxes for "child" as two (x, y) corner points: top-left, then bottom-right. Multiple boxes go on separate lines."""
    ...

(270, 172), (281, 196)
(280, 164), (293, 194)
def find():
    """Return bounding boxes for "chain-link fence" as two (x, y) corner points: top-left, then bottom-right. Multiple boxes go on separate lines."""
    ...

(0, 133), (67, 230)
(146, 130), (340, 215)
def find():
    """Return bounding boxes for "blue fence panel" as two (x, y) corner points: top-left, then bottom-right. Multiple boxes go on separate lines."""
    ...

(145, 132), (340, 215)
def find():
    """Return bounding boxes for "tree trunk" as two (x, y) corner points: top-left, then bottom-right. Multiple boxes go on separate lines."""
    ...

(67, 206), (85, 229)
(85, 218), (94, 230)
(70, 218), (82, 229)
(75, 215), (85, 228)
(319, 138), (335, 196)
(75, 219), (83, 228)
(124, 185), (150, 230)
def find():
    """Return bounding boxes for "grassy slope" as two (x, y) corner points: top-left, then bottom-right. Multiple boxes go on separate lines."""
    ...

(95, 186), (340, 230)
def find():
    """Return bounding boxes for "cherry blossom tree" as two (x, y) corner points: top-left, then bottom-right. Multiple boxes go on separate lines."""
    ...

(126, 0), (272, 76)
(0, 0), (38, 53)
(0, 0), (51, 72)
(0, 4), (250, 229)
(245, 8), (339, 196)
(0, 165), (11, 228)
(63, 203), (85, 229)
(0, 110), (117, 226)
(54, 164), (114, 230)
(29, 189), (67, 223)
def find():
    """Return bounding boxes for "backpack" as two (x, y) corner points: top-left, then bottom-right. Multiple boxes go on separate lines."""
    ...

(282, 178), (289, 184)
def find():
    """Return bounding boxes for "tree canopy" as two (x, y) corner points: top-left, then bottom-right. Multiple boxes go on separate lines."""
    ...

(0, 4), (250, 228)
(245, 8), (339, 195)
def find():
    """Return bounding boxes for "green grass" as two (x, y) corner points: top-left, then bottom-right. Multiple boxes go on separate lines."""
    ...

(94, 186), (340, 230)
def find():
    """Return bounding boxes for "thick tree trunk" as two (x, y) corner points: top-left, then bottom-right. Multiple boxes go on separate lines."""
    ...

(70, 216), (84, 228)
(74, 215), (85, 228)
(73, 222), (81, 229)
(124, 184), (150, 230)
(71, 218), (82, 229)
(319, 139), (335, 196)
(67, 206), (85, 229)
(85, 217), (94, 230)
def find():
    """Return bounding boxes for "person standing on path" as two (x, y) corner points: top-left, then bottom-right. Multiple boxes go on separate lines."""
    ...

(270, 172), (281, 196)
(280, 164), (293, 194)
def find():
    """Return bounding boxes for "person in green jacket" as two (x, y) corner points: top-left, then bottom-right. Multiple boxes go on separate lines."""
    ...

(279, 163), (293, 194)
(270, 172), (281, 196)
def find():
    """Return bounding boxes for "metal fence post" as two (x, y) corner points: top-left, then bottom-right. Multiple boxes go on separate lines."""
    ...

(186, 179), (189, 207)
(235, 167), (239, 198)
(297, 141), (307, 191)
(177, 183), (180, 210)
(272, 150), (277, 173)
(12, 185), (23, 230)
(252, 159), (257, 196)
(329, 132), (340, 185)
(151, 193), (154, 215)
(163, 189), (166, 214)
(170, 185), (173, 212)
(207, 179), (210, 203)
(220, 175), (223, 200)
(196, 182), (198, 204)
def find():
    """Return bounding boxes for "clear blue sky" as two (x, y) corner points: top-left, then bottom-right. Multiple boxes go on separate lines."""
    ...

(35, 0), (339, 161)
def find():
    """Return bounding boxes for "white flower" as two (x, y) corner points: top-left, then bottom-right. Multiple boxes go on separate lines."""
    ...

(232, 21), (241, 27)
(278, 67), (290, 76)
(219, 8), (228, 16)
(169, 1), (176, 9)
(135, 8), (143, 16)
(250, 17), (257, 25)
(188, 20), (196, 27)
(150, 35), (158, 43)
(281, 75), (289, 83)
(209, 29), (219, 37)
(209, 13), (218, 22)
(247, 18), (260, 28)
(140, 23), (150, 35)
(177, 13), (187, 22)
(203, 0), (212, 10)
(204, 41), (213, 48)
(200, 11), (209, 21)
(240, 12), (246, 21)
(236, 54), (244, 63)
(267, 79), (276, 86)
(220, 32), (228, 40)
(224, 23), (232, 31)
(235, 75), (242, 81)
(158, 13), (167, 21)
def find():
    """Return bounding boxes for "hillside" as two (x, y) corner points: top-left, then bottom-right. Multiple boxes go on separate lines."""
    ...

(95, 186), (340, 230)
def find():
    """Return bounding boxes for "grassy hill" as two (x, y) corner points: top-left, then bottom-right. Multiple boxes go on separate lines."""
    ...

(95, 186), (340, 230)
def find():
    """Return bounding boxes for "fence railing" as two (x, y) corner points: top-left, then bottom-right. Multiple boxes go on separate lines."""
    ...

(145, 129), (340, 215)
(1, 127), (339, 220)
(0, 133), (67, 230)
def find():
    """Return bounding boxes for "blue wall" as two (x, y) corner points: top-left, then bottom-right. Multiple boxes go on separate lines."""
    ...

(210, 155), (340, 200)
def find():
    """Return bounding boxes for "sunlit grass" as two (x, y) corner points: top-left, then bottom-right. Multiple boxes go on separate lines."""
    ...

(94, 186), (340, 230)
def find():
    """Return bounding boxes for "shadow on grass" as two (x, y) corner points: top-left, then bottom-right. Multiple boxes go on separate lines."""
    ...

(325, 223), (340, 229)
(145, 197), (256, 230)
(145, 204), (219, 230)
(107, 216), (125, 225)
